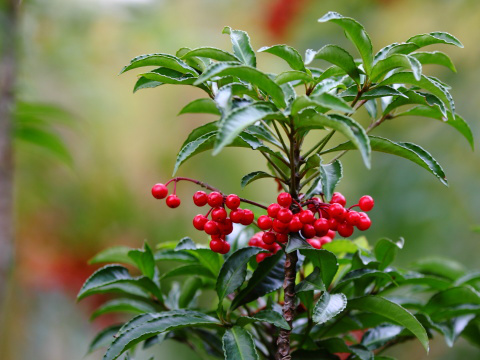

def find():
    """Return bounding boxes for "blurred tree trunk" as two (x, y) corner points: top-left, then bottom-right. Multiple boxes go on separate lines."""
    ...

(0, 0), (19, 319)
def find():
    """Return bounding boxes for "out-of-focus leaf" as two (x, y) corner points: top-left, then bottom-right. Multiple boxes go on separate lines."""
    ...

(90, 299), (156, 320)
(178, 98), (220, 115)
(89, 246), (135, 266)
(120, 53), (197, 75)
(88, 324), (122, 354)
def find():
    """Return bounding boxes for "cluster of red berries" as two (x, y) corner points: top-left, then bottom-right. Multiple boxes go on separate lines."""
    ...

(248, 232), (282, 263)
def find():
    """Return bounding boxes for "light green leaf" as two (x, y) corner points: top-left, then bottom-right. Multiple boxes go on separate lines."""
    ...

(370, 54), (422, 82)
(89, 246), (135, 266)
(180, 47), (240, 62)
(275, 70), (313, 85)
(178, 98), (220, 115)
(237, 310), (290, 330)
(240, 170), (275, 188)
(407, 32), (463, 49)
(90, 299), (157, 320)
(259, 44), (306, 71)
(140, 67), (197, 85)
(128, 242), (156, 280)
(313, 292), (347, 324)
(411, 257), (466, 281)
(223, 27), (256, 67)
(133, 77), (163, 93)
(339, 85), (408, 101)
(348, 295), (429, 352)
(374, 42), (420, 62)
(410, 51), (456, 72)
(424, 286), (480, 315)
(222, 326), (259, 360)
(161, 264), (215, 279)
(374, 238), (404, 270)
(318, 12), (373, 74)
(120, 53), (197, 75)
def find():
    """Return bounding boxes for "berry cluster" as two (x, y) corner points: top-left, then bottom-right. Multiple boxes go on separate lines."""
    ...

(248, 232), (282, 263)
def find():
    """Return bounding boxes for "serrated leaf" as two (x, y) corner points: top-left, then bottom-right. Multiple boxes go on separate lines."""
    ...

(348, 295), (429, 352)
(306, 45), (360, 85)
(128, 242), (156, 279)
(339, 85), (408, 101)
(313, 292), (347, 324)
(133, 77), (163, 93)
(175, 237), (197, 251)
(216, 247), (265, 304)
(89, 246), (135, 266)
(240, 171), (275, 188)
(140, 67), (197, 85)
(275, 70), (313, 85)
(181, 47), (240, 62)
(322, 136), (447, 185)
(104, 311), (221, 360)
(90, 299), (157, 320)
(178, 98), (220, 115)
(222, 326), (259, 360)
(223, 27), (256, 67)
(259, 44), (306, 71)
(195, 63), (286, 108)
(337, 269), (394, 287)
(300, 249), (338, 287)
(88, 324), (122, 354)
(120, 53), (197, 75)
(407, 32), (463, 49)
(237, 310), (290, 330)
(410, 51), (456, 72)
(383, 89), (447, 118)
(374, 238), (404, 270)
(370, 54), (422, 82)
(319, 159), (343, 201)
(318, 12), (373, 74)
(231, 251), (284, 309)
(295, 267), (325, 293)
(375, 42), (420, 63)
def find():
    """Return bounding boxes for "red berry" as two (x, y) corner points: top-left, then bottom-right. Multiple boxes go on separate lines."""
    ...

(219, 241), (231, 254)
(225, 194), (241, 210)
(230, 209), (244, 223)
(314, 218), (329, 234)
(302, 224), (316, 239)
(218, 218), (233, 235)
(273, 219), (289, 233)
(326, 230), (336, 239)
(193, 191), (208, 206)
(193, 214), (208, 230)
(331, 192), (346, 206)
(152, 183), (168, 199)
(307, 238), (322, 249)
(262, 231), (276, 245)
(277, 192), (292, 208)
(299, 210), (315, 224)
(357, 213), (371, 231)
(277, 208), (293, 223)
(204, 220), (219, 235)
(212, 207), (227, 222)
(328, 218), (338, 231)
(210, 239), (224, 252)
(240, 209), (254, 225)
(346, 211), (361, 226)
(257, 215), (273, 230)
(288, 215), (303, 232)
(207, 192), (224, 207)
(267, 203), (281, 217)
(256, 253), (270, 263)
(307, 197), (320, 212)
(319, 236), (332, 245)
(329, 203), (345, 218)
(166, 194), (181, 208)
(249, 232), (263, 247)
(359, 195), (374, 212)
(338, 222), (354, 237)
(276, 233), (288, 243)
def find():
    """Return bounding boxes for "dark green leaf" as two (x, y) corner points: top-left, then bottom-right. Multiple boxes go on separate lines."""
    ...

(237, 310), (290, 330)
(181, 47), (240, 62)
(179, 277), (203, 309)
(91, 299), (156, 320)
(140, 67), (197, 85)
(293, 94), (352, 115)
(275, 70), (313, 85)
(411, 257), (466, 281)
(348, 296), (429, 352)
(89, 246), (135, 266)
(178, 98), (220, 115)
(161, 264), (215, 279)
(154, 249), (197, 263)
(188, 248), (224, 277)
(175, 237), (197, 251)
(410, 51), (456, 72)
(88, 324), (122, 353)
(222, 326), (259, 360)
(375, 42), (420, 62)
(383, 89), (446, 117)
(424, 286), (480, 315)
(120, 53), (197, 75)
(318, 12), (373, 74)
(240, 171), (275, 188)
(370, 54), (422, 82)
(128, 242), (156, 279)
(361, 325), (403, 350)
(338, 269), (393, 287)
(286, 234), (313, 253)
(300, 249), (338, 287)
(407, 32), (463, 49)
(259, 44), (306, 71)
(133, 77), (162, 93)
(222, 27), (256, 67)
(295, 267), (325, 292)
(319, 160), (343, 201)
(313, 292), (347, 324)
(374, 238), (404, 270)
(316, 338), (373, 360)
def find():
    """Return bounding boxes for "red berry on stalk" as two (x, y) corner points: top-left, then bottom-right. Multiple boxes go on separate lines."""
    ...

(276, 233), (288, 243)
(166, 194), (181, 208)
(346, 211), (361, 226)
(357, 213), (371, 231)
(329, 203), (345, 218)
(230, 209), (244, 223)
(273, 219), (289, 233)
(262, 231), (276, 245)
(225, 194), (241, 210)
(257, 215), (273, 230)
(212, 207), (227, 222)
(299, 210), (315, 224)
(314, 218), (329, 234)
(210, 239), (224, 253)
(207, 192), (224, 207)
(359, 195), (374, 212)
(277, 192), (292, 208)
(193, 214), (208, 230)
(249, 232), (263, 247)
(204, 220), (219, 235)
(256, 253), (270, 263)
(338, 222), (354, 238)
(151, 183), (168, 199)
(328, 218), (338, 231)
(240, 209), (254, 225)
(319, 236), (332, 245)
(307, 238), (322, 249)
(219, 241), (231, 254)
(267, 203), (281, 217)
(193, 191), (208, 206)
(277, 208), (293, 223)
(288, 215), (303, 232)
(331, 192), (346, 206)
(326, 230), (336, 239)
(302, 224), (316, 239)
(218, 219), (233, 235)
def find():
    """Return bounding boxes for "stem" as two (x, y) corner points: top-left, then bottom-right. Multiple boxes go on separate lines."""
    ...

(260, 151), (289, 181)
(272, 120), (290, 155)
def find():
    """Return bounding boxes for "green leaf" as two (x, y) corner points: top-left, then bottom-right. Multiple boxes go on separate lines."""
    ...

(410, 51), (456, 72)
(348, 296), (429, 352)
(322, 239), (358, 254)
(161, 264), (215, 279)
(313, 292), (347, 324)
(120, 53), (197, 75)
(179, 277), (203, 309)
(214, 104), (276, 155)
(180, 47), (240, 62)
(89, 246), (135, 266)
(222, 326), (259, 360)
(383, 89), (446, 117)
(286, 234), (313, 253)
(275, 70), (313, 85)
(379, 72), (454, 113)
(374, 238), (404, 270)
(361, 324), (403, 350)
(375, 42), (420, 62)
(188, 248), (224, 277)
(370, 54), (422, 82)
(339, 85), (408, 101)
(133, 77), (163, 93)
(128, 242), (156, 280)
(300, 249), (338, 287)
(195, 63), (286, 108)
(319, 159), (343, 201)
(222, 27), (256, 67)
(104, 311), (221, 360)
(237, 310), (290, 330)
(322, 136), (447, 185)
(407, 32), (463, 49)
(337, 269), (394, 287)
(154, 249), (197, 263)
(318, 12), (373, 74)
(175, 237), (197, 251)
(316, 338), (373, 360)
(295, 267), (325, 293)
(88, 324), (122, 353)
(231, 251), (284, 309)
(140, 67), (197, 85)
(259, 44), (306, 71)
(306, 44), (360, 85)
(424, 286), (480, 315)
(240, 171), (275, 188)
(178, 98), (220, 115)
(292, 94), (352, 115)
(411, 257), (466, 281)
(90, 299), (156, 320)
(216, 247), (265, 304)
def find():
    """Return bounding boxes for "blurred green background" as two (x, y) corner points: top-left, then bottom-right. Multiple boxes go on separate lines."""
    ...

(1, 0), (479, 359)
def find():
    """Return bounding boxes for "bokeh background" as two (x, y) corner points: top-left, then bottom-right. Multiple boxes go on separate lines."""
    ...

(1, 0), (479, 359)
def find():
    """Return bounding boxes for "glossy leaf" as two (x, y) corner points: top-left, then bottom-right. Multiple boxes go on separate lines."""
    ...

(318, 12), (373, 74)
(319, 159), (343, 201)
(286, 234), (313, 253)
(222, 326), (259, 360)
(339, 85), (408, 101)
(223, 27), (256, 67)
(128, 242), (156, 279)
(120, 53), (197, 75)
(275, 70), (313, 85)
(237, 310), (290, 330)
(91, 299), (156, 320)
(300, 249), (338, 287)
(410, 51), (456, 72)
(370, 54), (422, 82)
(88, 325), (122, 353)
(295, 267), (325, 292)
(348, 296), (429, 352)
(424, 286), (480, 315)
(383, 89), (447, 118)
(259, 44), (306, 71)
(375, 42), (420, 62)
(178, 98), (220, 115)
(313, 292), (347, 324)
(140, 67), (197, 85)
(240, 170), (275, 188)
(407, 32), (463, 49)
(89, 246), (135, 266)
(133, 77), (162, 93)
(411, 257), (466, 281)
(361, 324), (403, 350)
(161, 264), (215, 279)
(374, 238), (404, 270)
(175, 237), (197, 251)
(181, 47), (240, 62)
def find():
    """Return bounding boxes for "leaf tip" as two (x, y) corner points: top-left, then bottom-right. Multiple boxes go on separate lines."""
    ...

(222, 26), (232, 35)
